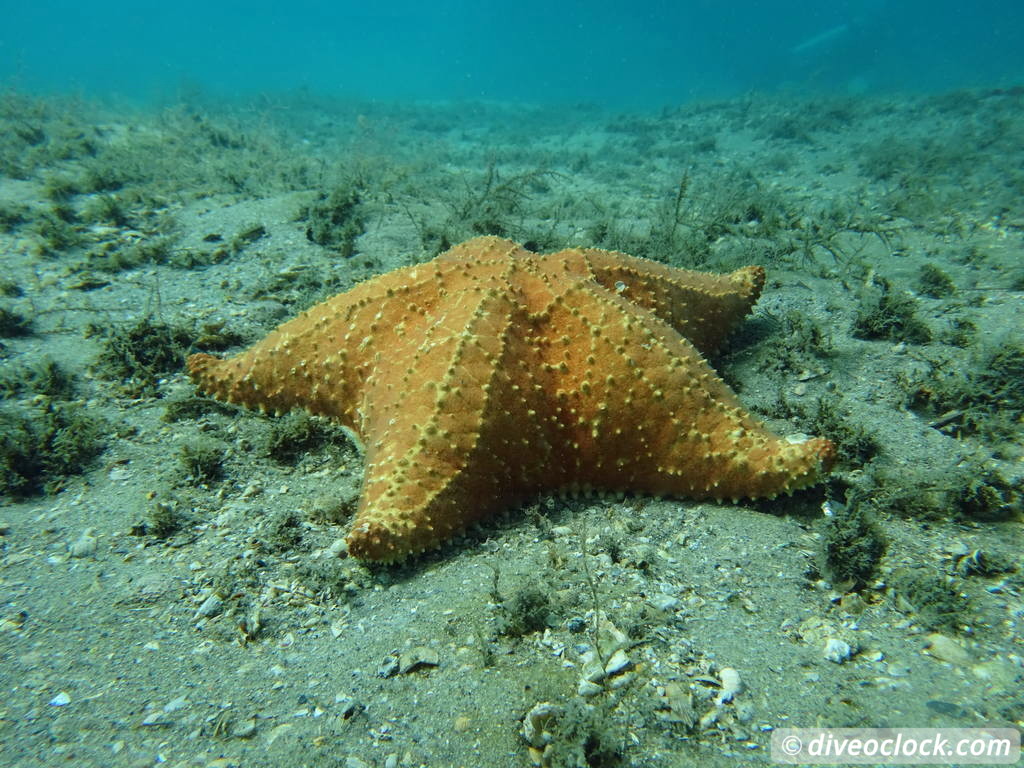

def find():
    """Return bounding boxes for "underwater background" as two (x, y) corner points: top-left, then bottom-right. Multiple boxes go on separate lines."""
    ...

(2, 2), (1024, 768)
(3, 0), (1023, 106)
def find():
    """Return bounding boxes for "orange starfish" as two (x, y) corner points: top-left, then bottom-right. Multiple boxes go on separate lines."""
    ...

(188, 236), (834, 561)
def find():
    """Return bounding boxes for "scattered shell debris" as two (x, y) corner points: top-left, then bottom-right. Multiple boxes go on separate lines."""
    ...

(574, 613), (634, 696)
(797, 616), (862, 662)
(377, 645), (441, 677)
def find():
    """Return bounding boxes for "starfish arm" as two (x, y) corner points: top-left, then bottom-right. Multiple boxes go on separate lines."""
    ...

(532, 283), (835, 500)
(185, 281), (396, 423)
(186, 257), (502, 424)
(347, 288), (547, 561)
(566, 248), (765, 356)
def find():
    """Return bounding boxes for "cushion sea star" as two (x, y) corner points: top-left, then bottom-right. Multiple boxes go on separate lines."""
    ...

(187, 236), (835, 561)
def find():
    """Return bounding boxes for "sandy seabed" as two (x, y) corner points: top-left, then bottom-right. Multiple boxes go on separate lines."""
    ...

(0, 86), (1022, 767)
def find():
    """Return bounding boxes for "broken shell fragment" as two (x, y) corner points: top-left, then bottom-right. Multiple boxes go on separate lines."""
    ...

(193, 593), (224, 620)
(521, 701), (562, 749)
(716, 667), (743, 704)
(398, 646), (439, 674)
(603, 648), (631, 677)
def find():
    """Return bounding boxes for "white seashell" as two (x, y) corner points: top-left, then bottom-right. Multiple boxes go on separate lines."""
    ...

(193, 593), (223, 620)
(521, 701), (561, 748)
(651, 595), (682, 612)
(823, 637), (853, 664)
(716, 667), (743, 704)
(604, 649), (631, 677)
(577, 679), (603, 697)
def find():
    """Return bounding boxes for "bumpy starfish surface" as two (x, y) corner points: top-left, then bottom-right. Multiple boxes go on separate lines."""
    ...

(188, 236), (835, 561)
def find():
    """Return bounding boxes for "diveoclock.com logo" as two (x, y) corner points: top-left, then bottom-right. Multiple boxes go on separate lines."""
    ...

(770, 727), (1019, 765)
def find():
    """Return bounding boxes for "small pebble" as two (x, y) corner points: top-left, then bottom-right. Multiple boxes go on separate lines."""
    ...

(49, 691), (71, 706)
(608, 671), (635, 690)
(377, 655), (400, 678)
(163, 695), (188, 712)
(926, 699), (965, 717)
(68, 529), (97, 558)
(885, 663), (910, 677)
(231, 718), (257, 739)
(734, 700), (755, 723)
(108, 465), (131, 482)
(335, 695), (360, 719)
(971, 658), (1017, 689)
(328, 538), (348, 557)
(581, 658), (605, 683)
(923, 633), (972, 665)
(565, 617), (587, 633)
(241, 483), (262, 498)
(839, 593), (867, 615)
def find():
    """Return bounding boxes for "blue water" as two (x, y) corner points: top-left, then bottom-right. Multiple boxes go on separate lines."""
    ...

(1, 0), (1022, 107)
